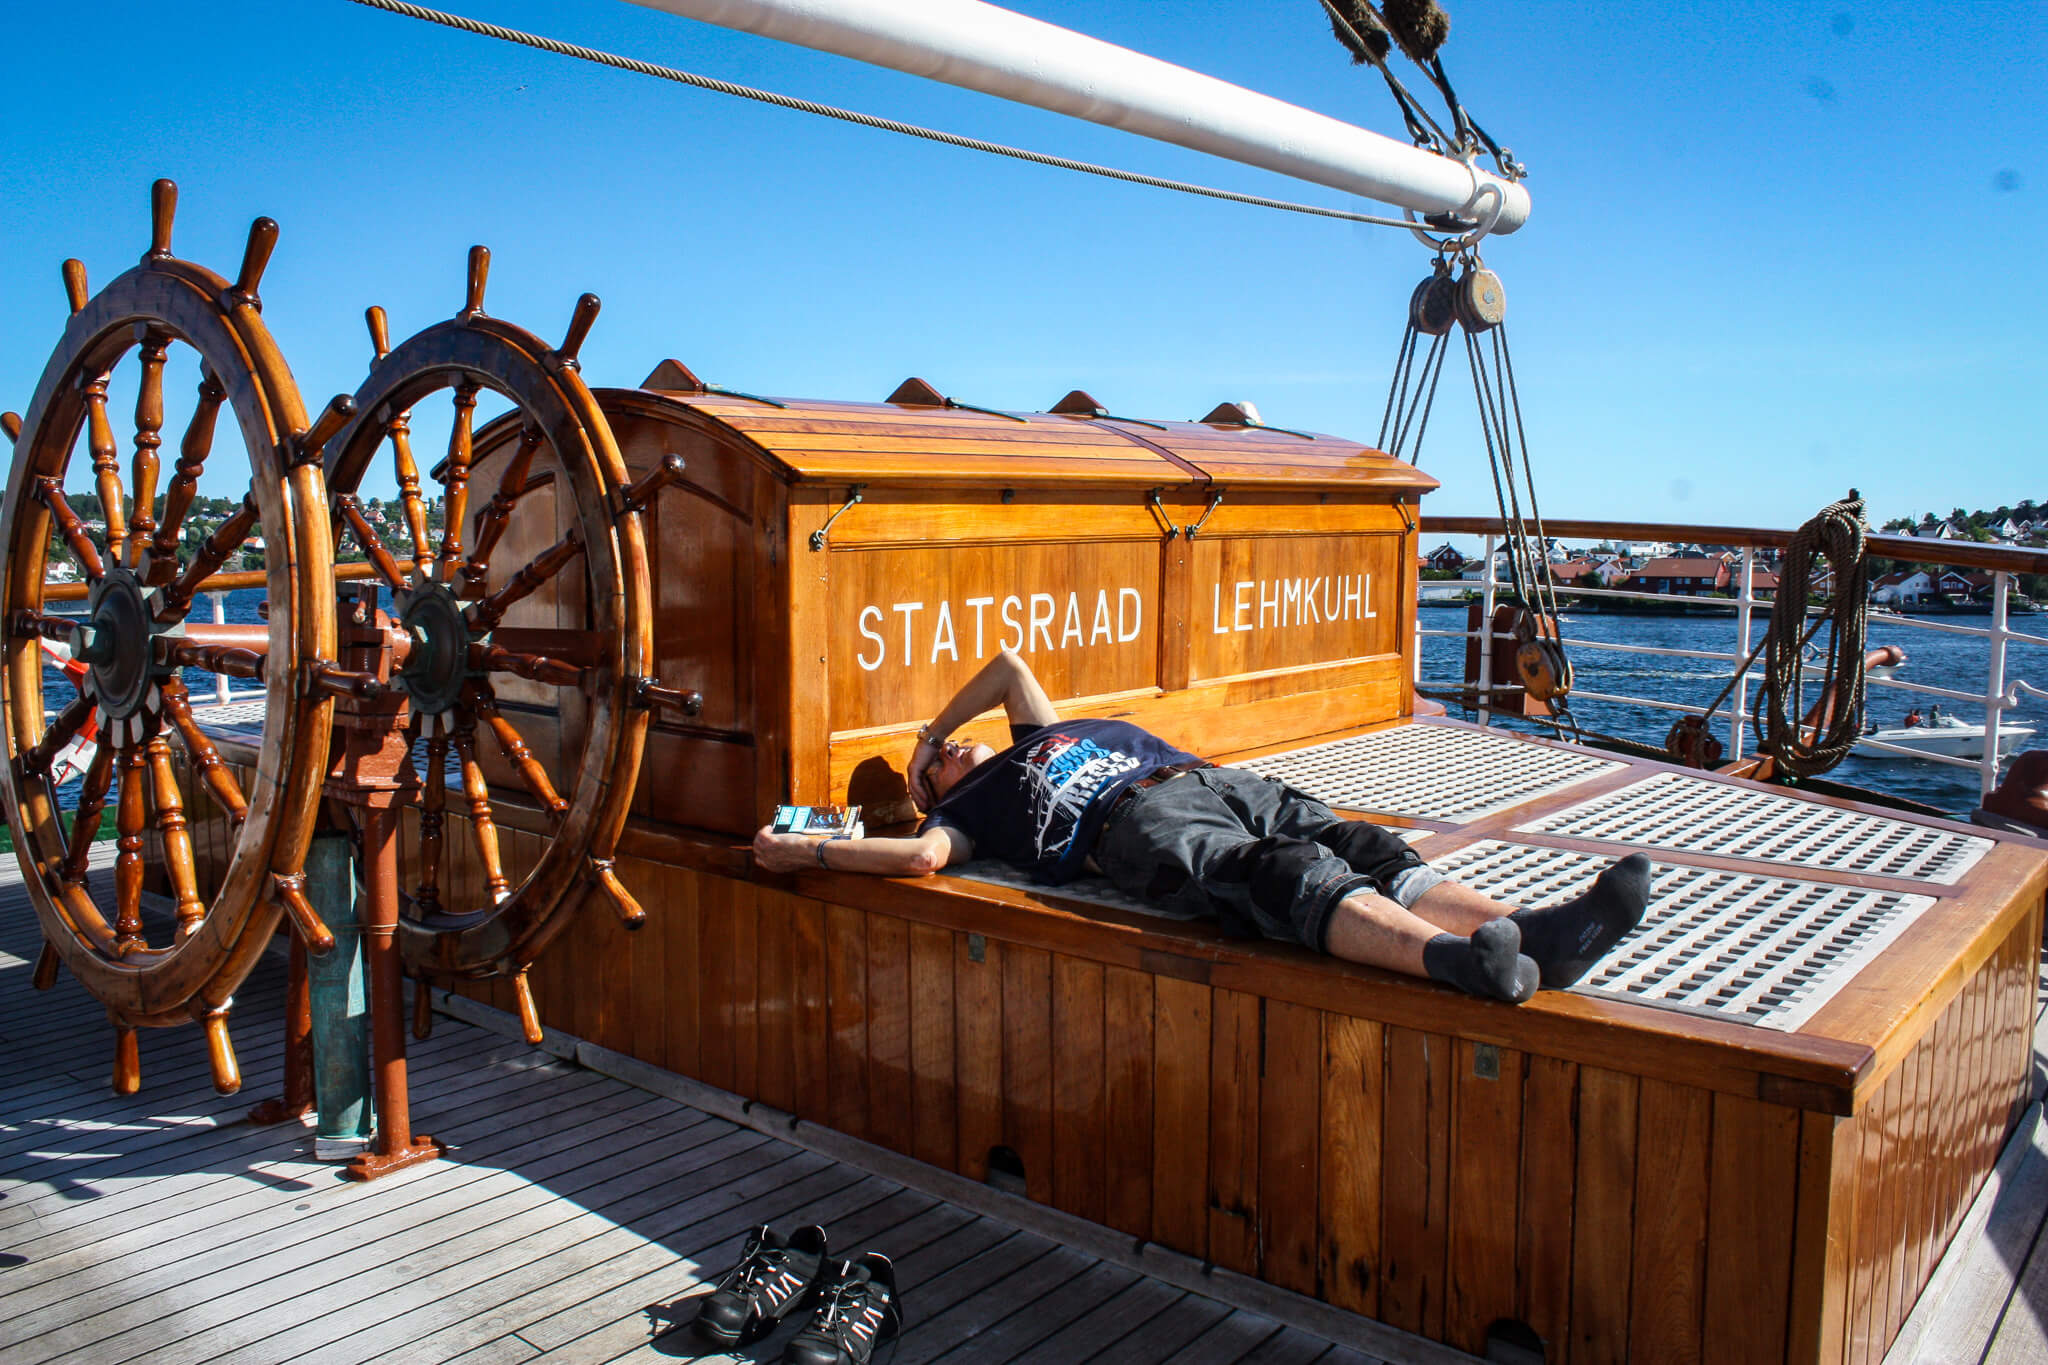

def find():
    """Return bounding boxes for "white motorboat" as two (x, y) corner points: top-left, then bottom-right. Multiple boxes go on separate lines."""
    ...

(1855, 713), (2035, 760)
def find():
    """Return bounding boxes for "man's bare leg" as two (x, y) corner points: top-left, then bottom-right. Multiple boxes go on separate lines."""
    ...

(1324, 890), (1537, 1004)
(1405, 881), (1513, 936)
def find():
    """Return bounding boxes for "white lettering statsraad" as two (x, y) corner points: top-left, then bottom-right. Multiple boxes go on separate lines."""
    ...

(855, 588), (1145, 671)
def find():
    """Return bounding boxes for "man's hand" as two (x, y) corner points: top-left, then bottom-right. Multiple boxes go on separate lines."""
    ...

(906, 739), (941, 810)
(752, 827), (825, 874)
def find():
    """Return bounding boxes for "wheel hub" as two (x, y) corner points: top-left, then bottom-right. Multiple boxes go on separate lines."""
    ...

(394, 581), (473, 715)
(76, 568), (161, 722)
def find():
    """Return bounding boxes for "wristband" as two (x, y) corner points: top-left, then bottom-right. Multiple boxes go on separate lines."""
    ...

(916, 725), (947, 748)
(817, 833), (850, 867)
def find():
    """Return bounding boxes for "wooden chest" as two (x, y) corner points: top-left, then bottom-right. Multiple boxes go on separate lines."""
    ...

(549, 366), (1435, 833)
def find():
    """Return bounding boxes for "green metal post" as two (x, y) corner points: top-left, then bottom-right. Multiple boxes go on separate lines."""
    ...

(304, 831), (374, 1159)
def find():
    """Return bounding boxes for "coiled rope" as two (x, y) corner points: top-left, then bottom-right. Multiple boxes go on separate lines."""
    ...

(342, 0), (1434, 231)
(1752, 495), (1871, 778)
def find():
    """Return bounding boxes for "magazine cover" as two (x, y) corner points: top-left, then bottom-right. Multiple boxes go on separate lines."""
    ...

(771, 805), (865, 839)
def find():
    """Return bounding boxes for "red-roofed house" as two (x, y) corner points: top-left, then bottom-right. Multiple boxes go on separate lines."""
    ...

(1713, 561), (1781, 599)
(1627, 556), (1725, 596)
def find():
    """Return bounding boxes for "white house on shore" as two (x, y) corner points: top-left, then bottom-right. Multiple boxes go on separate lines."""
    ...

(1872, 570), (1936, 606)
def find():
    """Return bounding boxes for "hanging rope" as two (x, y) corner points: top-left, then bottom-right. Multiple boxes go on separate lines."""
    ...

(1378, 260), (1455, 459)
(342, 0), (1438, 232)
(1752, 495), (1872, 778)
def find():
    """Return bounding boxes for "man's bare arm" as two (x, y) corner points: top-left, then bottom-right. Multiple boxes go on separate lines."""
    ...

(752, 824), (971, 877)
(907, 649), (1057, 806)
(932, 647), (1058, 731)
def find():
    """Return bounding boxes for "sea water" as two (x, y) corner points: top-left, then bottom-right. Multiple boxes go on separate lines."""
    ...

(1417, 603), (2048, 817)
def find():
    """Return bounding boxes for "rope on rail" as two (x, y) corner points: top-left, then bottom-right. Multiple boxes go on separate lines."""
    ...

(1752, 495), (1871, 779)
(341, 0), (1433, 231)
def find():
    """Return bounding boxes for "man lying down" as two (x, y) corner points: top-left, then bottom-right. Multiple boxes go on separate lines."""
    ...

(753, 649), (1649, 1004)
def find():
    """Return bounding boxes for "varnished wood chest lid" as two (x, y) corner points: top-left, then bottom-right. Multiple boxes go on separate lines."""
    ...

(633, 363), (1439, 495)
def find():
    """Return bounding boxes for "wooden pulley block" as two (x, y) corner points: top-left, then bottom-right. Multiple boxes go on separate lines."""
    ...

(1514, 634), (1572, 702)
(1454, 266), (1506, 332)
(1506, 605), (1572, 702)
(1408, 269), (1457, 336)
(1665, 714), (1724, 769)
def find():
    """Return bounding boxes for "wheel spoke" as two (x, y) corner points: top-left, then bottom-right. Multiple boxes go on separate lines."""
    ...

(155, 493), (258, 623)
(387, 411), (434, 578)
(62, 742), (115, 886)
(126, 331), (168, 570)
(164, 640), (265, 682)
(461, 426), (548, 593)
(470, 688), (568, 819)
(464, 532), (583, 633)
(334, 493), (409, 592)
(470, 642), (584, 689)
(162, 677), (247, 825)
(451, 718), (509, 900)
(85, 374), (126, 554)
(12, 607), (83, 645)
(35, 478), (106, 581)
(113, 745), (148, 948)
(488, 627), (606, 668)
(147, 737), (205, 938)
(148, 371), (225, 582)
(24, 692), (94, 777)
(417, 728), (448, 915)
(435, 382), (481, 583)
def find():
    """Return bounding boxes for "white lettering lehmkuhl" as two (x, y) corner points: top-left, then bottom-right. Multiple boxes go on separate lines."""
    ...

(1211, 573), (1374, 634)
(855, 587), (1142, 671)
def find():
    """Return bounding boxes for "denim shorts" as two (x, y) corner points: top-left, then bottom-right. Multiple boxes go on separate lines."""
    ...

(1092, 767), (1438, 951)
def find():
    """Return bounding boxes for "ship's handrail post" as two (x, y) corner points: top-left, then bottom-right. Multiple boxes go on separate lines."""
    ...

(1983, 571), (2010, 797)
(1477, 533), (1498, 729)
(207, 590), (231, 706)
(1729, 551), (1755, 762)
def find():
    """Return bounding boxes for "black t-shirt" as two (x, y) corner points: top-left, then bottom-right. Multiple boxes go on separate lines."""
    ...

(920, 719), (1200, 883)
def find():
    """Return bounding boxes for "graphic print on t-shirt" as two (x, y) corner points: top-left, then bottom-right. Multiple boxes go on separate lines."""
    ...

(1019, 730), (1146, 863)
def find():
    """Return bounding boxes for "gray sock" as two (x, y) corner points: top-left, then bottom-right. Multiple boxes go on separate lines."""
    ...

(1509, 853), (1651, 989)
(1422, 918), (1538, 1004)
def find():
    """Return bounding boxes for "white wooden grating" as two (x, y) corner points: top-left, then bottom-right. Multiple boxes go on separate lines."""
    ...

(1514, 771), (1992, 885)
(1232, 724), (1624, 823)
(1430, 840), (1936, 1030)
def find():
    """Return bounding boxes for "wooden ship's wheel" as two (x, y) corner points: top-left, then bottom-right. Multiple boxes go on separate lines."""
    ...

(0, 182), (340, 1094)
(322, 247), (668, 1022)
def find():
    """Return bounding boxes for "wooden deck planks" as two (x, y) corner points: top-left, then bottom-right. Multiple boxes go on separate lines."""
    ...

(2, 846), (1418, 1365)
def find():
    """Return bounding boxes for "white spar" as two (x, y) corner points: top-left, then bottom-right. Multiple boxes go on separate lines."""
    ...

(614, 0), (1531, 233)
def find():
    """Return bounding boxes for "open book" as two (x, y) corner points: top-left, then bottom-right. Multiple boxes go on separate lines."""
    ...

(772, 804), (865, 839)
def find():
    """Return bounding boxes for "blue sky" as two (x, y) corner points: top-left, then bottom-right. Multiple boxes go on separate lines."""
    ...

(1, 0), (2041, 532)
